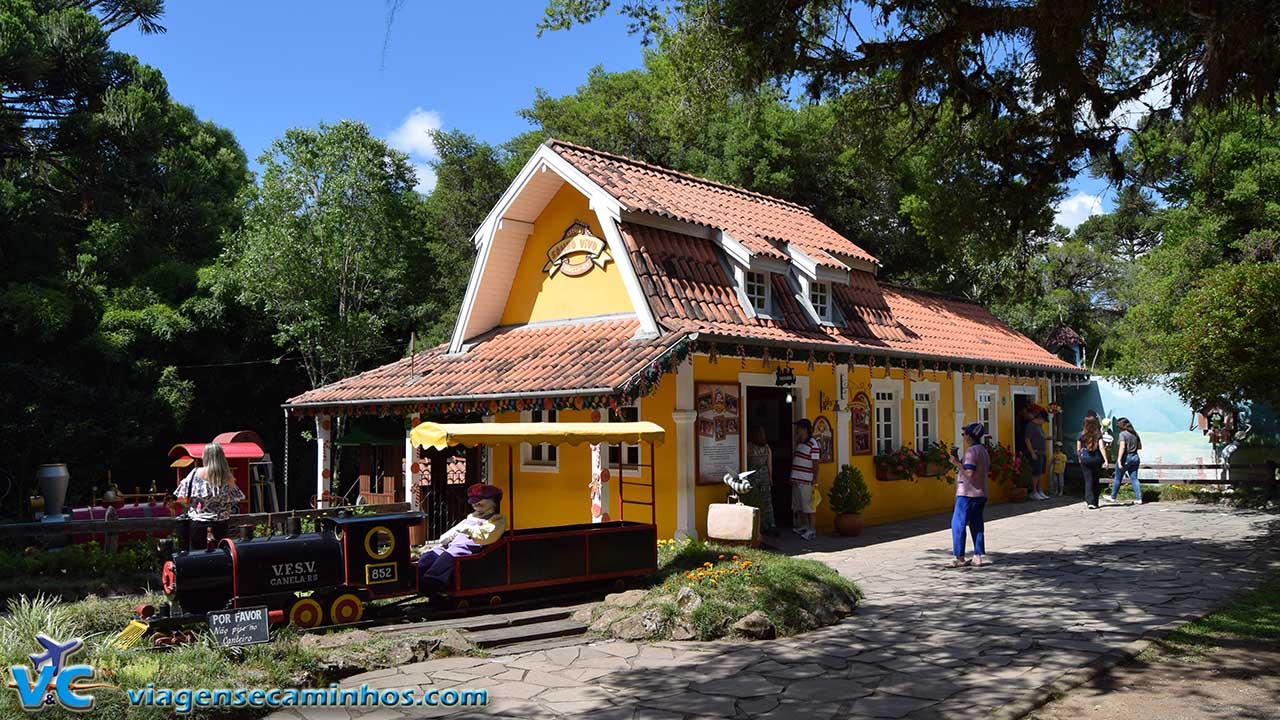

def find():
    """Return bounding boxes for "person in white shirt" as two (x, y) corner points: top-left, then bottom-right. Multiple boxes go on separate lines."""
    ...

(790, 419), (820, 540)
(175, 443), (245, 551)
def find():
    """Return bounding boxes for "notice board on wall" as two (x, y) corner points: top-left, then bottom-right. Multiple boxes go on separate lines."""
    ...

(696, 382), (741, 485)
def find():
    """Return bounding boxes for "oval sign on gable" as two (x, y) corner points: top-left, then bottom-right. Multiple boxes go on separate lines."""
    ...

(542, 221), (612, 277)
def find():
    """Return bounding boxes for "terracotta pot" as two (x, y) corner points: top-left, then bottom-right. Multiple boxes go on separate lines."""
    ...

(1010, 487), (1028, 503)
(834, 513), (865, 537)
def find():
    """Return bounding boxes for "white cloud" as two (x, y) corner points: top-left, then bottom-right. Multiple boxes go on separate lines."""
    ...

(388, 107), (443, 159)
(388, 108), (443, 193)
(410, 162), (437, 195)
(1055, 193), (1104, 231)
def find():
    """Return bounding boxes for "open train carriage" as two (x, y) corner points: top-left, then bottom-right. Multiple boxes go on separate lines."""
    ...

(409, 421), (665, 601)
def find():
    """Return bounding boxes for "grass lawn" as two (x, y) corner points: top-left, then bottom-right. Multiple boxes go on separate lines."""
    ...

(1031, 570), (1280, 720)
(1142, 569), (1280, 661)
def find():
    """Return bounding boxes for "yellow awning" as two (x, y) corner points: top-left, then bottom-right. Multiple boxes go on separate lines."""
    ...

(410, 421), (666, 451)
(170, 456), (195, 468)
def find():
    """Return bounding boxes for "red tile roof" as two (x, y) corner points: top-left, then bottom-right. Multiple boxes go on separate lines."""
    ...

(286, 318), (680, 408)
(550, 140), (878, 267)
(620, 222), (1079, 371)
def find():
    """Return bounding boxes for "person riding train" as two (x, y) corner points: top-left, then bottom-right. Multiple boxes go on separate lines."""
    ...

(414, 483), (507, 591)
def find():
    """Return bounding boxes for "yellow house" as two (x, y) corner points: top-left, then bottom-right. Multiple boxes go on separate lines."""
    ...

(286, 140), (1086, 540)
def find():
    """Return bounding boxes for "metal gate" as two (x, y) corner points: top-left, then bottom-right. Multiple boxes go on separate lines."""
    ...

(415, 447), (479, 538)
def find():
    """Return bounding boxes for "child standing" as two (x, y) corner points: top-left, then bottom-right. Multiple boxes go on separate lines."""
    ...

(790, 419), (820, 540)
(1051, 442), (1067, 497)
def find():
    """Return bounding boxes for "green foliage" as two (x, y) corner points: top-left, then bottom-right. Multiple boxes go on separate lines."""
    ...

(0, 594), (328, 720)
(0, 1), (276, 511)
(541, 0), (1280, 196)
(0, 541), (159, 602)
(1166, 263), (1280, 408)
(635, 539), (859, 640)
(218, 121), (424, 388)
(828, 464), (871, 515)
(1106, 107), (1280, 407)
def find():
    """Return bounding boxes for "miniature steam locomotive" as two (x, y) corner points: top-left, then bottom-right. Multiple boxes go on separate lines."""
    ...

(155, 512), (657, 629)
(160, 512), (421, 627)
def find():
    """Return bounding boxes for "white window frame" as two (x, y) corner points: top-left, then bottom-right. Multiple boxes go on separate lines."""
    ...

(808, 281), (832, 322)
(911, 381), (940, 451)
(520, 408), (560, 473)
(871, 378), (903, 455)
(744, 270), (769, 314)
(975, 384), (998, 443)
(602, 400), (642, 477)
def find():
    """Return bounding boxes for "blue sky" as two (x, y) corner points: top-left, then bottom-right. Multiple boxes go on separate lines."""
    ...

(114, 2), (1109, 226)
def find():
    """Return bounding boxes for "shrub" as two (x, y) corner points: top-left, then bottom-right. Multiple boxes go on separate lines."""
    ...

(829, 465), (872, 515)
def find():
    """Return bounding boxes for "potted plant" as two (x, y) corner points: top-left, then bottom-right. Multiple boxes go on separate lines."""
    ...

(875, 447), (918, 481)
(917, 442), (956, 482)
(987, 443), (1022, 496)
(1009, 453), (1033, 502)
(829, 465), (872, 536)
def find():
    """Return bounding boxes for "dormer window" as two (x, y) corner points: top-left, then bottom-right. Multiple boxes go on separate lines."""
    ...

(745, 271), (769, 313)
(809, 281), (831, 322)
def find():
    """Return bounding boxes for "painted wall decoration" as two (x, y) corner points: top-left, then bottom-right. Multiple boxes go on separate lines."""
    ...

(543, 220), (612, 277)
(850, 392), (872, 456)
(813, 415), (835, 464)
(696, 382), (741, 485)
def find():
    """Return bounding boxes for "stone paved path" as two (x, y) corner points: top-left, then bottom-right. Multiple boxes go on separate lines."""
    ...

(269, 501), (1280, 719)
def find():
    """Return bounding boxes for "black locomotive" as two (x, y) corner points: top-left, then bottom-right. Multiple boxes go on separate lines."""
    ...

(160, 512), (421, 628)
(155, 511), (658, 630)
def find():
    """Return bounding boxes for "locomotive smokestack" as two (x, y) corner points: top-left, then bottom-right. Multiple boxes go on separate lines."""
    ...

(239, 524), (254, 542)
(287, 517), (302, 537)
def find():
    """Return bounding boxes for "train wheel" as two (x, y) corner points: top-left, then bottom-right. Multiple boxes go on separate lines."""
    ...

(612, 578), (627, 592)
(453, 598), (470, 610)
(288, 598), (325, 628)
(487, 595), (502, 607)
(329, 593), (364, 625)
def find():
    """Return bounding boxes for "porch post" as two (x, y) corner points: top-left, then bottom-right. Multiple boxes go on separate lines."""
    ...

(836, 363), (852, 464)
(404, 412), (420, 510)
(673, 360), (698, 540)
(953, 371), (965, 443)
(315, 415), (332, 504)
(482, 415), (495, 485)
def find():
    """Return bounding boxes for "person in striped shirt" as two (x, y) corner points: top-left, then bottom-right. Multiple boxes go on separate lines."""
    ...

(790, 418), (820, 540)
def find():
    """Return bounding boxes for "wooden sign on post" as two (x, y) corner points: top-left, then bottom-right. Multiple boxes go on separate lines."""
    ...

(207, 606), (270, 647)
